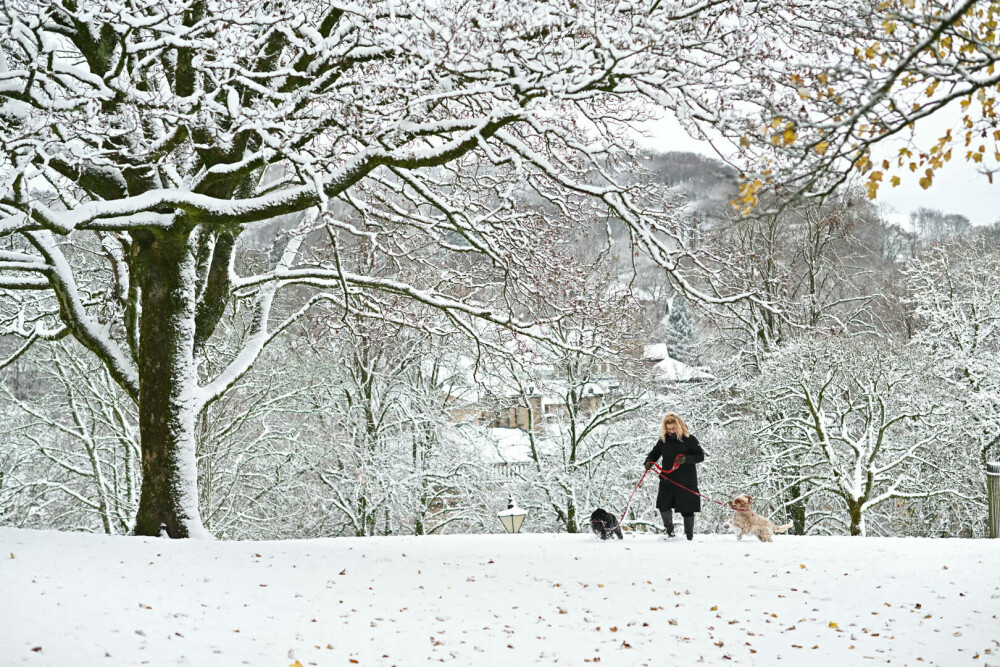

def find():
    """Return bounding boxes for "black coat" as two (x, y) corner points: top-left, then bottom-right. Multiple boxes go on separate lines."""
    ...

(644, 434), (706, 514)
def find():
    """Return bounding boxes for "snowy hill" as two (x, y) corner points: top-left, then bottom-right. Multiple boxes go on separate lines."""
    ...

(2, 528), (998, 666)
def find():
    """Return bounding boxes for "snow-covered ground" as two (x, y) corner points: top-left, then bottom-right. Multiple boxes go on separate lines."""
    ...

(2, 527), (998, 666)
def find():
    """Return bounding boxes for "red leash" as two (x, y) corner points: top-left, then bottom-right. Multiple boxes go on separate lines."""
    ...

(618, 456), (683, 523)
(650, 462), (744, 511)
(618, 468), (650, 523)
(618, 456), (743, 524)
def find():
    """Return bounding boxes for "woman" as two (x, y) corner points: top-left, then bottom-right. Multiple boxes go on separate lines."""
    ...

(643, 413), (706, 540)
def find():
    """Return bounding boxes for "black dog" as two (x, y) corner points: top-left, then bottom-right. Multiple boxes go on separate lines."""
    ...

(590, 508), (624, 540)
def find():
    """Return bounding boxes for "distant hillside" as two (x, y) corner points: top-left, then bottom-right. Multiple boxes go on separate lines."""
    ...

(645, 151), (739, 223)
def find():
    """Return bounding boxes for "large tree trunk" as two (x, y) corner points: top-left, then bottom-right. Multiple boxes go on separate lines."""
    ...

(787, 482), (806, 536)
(849, 500), (865, 537)
(131, 228), (209, 538)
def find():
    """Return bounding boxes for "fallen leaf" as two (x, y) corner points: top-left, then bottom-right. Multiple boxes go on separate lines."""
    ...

(829, 622), (838, 629)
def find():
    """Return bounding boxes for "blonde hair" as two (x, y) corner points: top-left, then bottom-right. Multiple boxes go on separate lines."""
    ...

(660, 413), (690, 440)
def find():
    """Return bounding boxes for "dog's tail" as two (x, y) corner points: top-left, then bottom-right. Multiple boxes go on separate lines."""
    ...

(774, 522), (793, 534)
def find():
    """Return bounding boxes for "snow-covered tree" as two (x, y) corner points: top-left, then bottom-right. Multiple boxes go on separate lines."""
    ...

(701, 194), (902, 373)
(715, 0), (1000, 207)
(743, 336), (960, 536)
(484, 271), (656, 533)
(2, 0), (787, 537)
(906, 241), (1000, 466)
(0, 341), (140, 533)
(663, 295), (700, 367)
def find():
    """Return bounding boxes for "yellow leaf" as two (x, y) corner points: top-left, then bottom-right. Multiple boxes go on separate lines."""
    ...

(866, 180), (879, 199)
(740, 135), (751, 148)
(829, 622), (839, 628)
(799, 564), (806, 569)
(783, 128), (797, 145)
(815, 141), (829, 155)
(869, 171), (883, 182)
(890, 175), (901, 187)
(291, 662), (303, 667)
(734, 178), (764, 215)
(711, 605), (718, 611)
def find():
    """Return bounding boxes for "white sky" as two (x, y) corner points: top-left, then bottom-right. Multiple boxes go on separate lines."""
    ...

(3, 527), (998, 665)
(635, 108), (999, 227)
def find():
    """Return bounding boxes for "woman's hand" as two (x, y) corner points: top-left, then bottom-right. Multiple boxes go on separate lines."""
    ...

(644, 461), (653, 470)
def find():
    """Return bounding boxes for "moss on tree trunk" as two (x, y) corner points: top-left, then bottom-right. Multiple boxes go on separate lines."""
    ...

(131, 228), (207, 538)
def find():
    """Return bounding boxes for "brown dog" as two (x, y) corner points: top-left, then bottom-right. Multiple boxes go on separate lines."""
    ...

(729, 495), (792, 542)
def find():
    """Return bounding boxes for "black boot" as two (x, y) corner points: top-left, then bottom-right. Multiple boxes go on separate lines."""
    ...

(660, 510), (674, 537)
(684, 515), (695, 541)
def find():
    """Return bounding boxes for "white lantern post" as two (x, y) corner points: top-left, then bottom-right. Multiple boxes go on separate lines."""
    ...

(497, 495), (528, 534)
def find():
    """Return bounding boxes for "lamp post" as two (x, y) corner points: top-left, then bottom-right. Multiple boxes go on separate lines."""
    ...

(497, 495), (528, 534)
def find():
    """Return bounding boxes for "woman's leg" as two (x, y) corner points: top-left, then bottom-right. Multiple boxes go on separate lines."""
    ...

(659, 509), (674, 536)
(682, 513), (695, 540)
